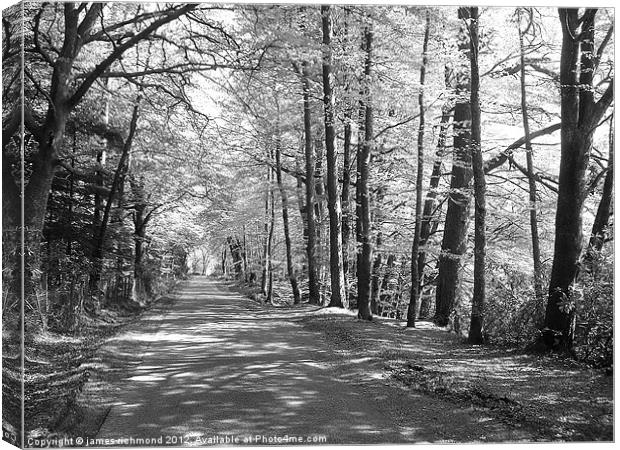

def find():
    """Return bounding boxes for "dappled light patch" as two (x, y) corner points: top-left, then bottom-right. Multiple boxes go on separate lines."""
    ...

(63, 278), (544, 444)
(301, 308), (613, 441)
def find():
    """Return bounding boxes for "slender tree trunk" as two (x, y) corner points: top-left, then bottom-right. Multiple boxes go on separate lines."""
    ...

(314, 138), (327, 300)
(517, 9), (544, 305)
(467, 7), (486, 344)
(66, 129), (77, 256)
(301, 61), (320, 305)
(356, 19), (374, 320)
(341, 7), (353, 306)
(418, 67), (453, 301)
(275, 123), (302, 304)
(132, 204), (149, 300)
(266, 184), (276, 304)
(417, 106), (451, 317)
(355, 95), (366, 290)
(222, 247), (227, 275)
(261, 156), (274, 295)
(242, 225), (248, 281)
(89, 95), (141, 292)
(321, 5), (347, 308)
(434, 10), (473, 327)
(342, 103), (353, 307)
(586, 117), (614, 258)
(544, 9), (612, 351)
(369, 233), (382, 315)
(201, 249), (208, 276)
(295, 157), (309, 244)
(407, 11), (430, 328)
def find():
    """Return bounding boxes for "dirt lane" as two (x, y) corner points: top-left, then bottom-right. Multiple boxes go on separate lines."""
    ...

(90, 277), (529, 445)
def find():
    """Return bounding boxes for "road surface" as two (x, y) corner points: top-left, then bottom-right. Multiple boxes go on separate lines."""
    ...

(92, 277), (526, 445)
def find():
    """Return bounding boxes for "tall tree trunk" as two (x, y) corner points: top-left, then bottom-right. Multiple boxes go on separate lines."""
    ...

(301, 61), (320, 305)
(266, 185), (276, 304)
(467, 7), (486, 344)
(434, 9), (474, 327)
(130, 178), (150, 301)
(242, 225), (248, 281)
(222, 247), (227, 275)
(261, 155), (274, 295)
(314, 137), (327, 299)
(517, 8), (544, 305)
(355, 100), (365, 303)
(321, 5), (347, 308)
(369, 233), (382, 315)
(340, 7), (354, 306)
(342, 99), (353, 307)
(275, 121), (302, 304)
(543, 9), (613, 351)
(417, 67), (453, 304)
(407, 11), (430, 328)
(356, 19), (374, 320)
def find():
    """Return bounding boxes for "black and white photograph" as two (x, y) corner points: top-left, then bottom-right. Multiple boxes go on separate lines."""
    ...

(1, 1), (615, 447)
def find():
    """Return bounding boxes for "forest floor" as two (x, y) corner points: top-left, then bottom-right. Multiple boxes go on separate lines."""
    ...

(14, 307), (156, 441)
(61, 276), (612, 445)
(298, 309), (613, 442)
(12, 287), (178, 442)
(234, 277), (613, 441)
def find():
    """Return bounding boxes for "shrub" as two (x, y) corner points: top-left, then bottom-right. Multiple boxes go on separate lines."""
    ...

(573, 249), (613, 367)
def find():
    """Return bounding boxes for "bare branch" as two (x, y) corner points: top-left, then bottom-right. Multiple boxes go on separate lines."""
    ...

(69, 4), (198, 108)
(484, 122), (561, 173)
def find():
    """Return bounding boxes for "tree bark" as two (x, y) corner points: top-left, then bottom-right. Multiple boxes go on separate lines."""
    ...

(434, 9), (474, 327)
(242, 225), (248, 281)
(418, 102), (451, 285)
(321, 5), (347, 308)
(261, 155), (274, 295)
(341, 7), (354, 306)
(370, 232), (383, 315)
(275, 122), (302, 304)
(356, 19), (374, 320)
(417, 70), (453, 317)
(407, 11), (430, 328)
(342, 99), (353, 307)
(130, 177), (150, 300)
(466, 7), (486, 344)
(517, 8), (544, 304)
(266, 186), (276, 304)
(301, 61), (321, 305)
(544, 9), (613, 351)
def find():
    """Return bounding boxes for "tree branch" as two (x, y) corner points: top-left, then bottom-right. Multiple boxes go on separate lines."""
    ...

(585, 81), (614, 131)
(68, 4), (197, 108)
(507, 154), (559, 193)
(484, 122), (561, 173)
(595, 23), (613, 70)
(77, 3), (104, 46)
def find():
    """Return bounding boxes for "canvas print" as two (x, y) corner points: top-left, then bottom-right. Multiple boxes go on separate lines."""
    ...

(1, 2), (614, 447)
